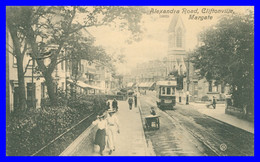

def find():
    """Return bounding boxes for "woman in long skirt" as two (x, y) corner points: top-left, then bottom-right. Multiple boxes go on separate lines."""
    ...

(106, 110), (120, 155)
(93, 114), (107, 155)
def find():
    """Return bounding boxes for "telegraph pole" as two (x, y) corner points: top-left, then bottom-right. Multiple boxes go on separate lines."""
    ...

(31, 56), (35, 108)
(186, 51), (190, 105)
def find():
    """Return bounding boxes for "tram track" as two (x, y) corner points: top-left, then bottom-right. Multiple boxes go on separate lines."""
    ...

(165, 107), (253, 156)
(140, 93), (254, 156)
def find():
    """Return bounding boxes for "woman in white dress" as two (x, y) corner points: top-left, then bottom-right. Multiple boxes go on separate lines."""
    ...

(106, 110), (120, 155)
(92, 114), (107, 155)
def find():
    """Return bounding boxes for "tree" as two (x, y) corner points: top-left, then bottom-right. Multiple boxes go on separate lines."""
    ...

(6, 7), (31, 111)
(13, 6), (146, 106)
(191, 11), (254, 115)
(169, 70), (184, 90)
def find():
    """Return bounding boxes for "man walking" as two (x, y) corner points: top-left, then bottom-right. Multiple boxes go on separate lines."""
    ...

(212, 96), (217, 109)
(112, 98), (118, 112)
(128, 97), (133, 110)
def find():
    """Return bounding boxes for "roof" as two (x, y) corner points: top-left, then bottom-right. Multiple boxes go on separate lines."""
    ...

(138, 82), (155, 88)
(67, 79), (104, 90)
(168, 14), (179, 32)
(156, 81), (177, 86)
(168, 14), (186, 33)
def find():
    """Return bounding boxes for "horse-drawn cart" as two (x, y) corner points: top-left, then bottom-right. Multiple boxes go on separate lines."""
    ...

(144, 115), (160, 130)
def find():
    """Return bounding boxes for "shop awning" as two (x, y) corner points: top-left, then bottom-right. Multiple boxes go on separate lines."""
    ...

(67, 79), (104, 90)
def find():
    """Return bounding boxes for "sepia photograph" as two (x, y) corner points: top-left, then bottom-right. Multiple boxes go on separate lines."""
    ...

(6, 6), (254, 156)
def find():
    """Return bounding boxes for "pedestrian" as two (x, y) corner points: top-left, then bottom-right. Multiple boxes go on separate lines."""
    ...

(212, 96), (217, 109)
(106, 110), (120, 155)
(206, 96), (217, 109)
(106, 101), (110, 110)
(92, 114), (107, 156)
(128, 97), (133, 110)
(112, 98), (118, 112)
(134, 95), (137, 107)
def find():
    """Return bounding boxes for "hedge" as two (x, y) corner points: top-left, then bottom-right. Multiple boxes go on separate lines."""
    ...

(6, 94), (107, 156)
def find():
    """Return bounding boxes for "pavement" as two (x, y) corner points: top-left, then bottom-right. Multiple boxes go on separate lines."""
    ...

(188, 102), (254, 134)
(60, 99), (150, 156)
(146, 91), (254, 134)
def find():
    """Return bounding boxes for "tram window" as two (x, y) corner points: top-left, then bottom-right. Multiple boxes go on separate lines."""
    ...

(162, 87), (165, 94)
(171, 88), (175, 95)
(167, 87), (171, 95)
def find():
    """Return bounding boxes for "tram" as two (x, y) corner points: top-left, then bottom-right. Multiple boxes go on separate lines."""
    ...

(156, 80), (177, 110)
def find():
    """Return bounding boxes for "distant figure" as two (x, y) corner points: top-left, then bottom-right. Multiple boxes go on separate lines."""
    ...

(106, 101), (110, 110)
(212, 96), (217, 109)
(206, 96), (217, 109)
(134, 95), (137, 107)
(112, 98), (118, 112)
(128, 97), (133, 110)
(150, 107), (156, 116)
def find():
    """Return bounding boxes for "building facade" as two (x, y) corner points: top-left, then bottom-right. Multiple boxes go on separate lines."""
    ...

(6, 29), (66, 112)
(167, 15), (229, 102)
(6, 27), (118, 113)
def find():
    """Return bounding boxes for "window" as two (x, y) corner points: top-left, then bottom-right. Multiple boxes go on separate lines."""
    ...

(41, 83), (45, 98)
(167, 87), (171, 95)
(162, 87), (165, 95)
(208, 81), (212, 92)
(215, 85), (219, 92)
(171, 87), (175, 95)
(176, 28), (182, 48)
(62, 82), (64, 91)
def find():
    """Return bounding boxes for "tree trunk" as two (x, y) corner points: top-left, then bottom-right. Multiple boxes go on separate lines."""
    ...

(8, 27), (27, 112)
(16, 53), (28, 111)
(44, 71), (58, 106)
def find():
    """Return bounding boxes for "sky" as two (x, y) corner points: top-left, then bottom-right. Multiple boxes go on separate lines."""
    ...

(87, 6), (253, 74)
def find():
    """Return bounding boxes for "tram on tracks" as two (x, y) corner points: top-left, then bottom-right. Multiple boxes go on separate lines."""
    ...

(156, 80), (177, 110)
